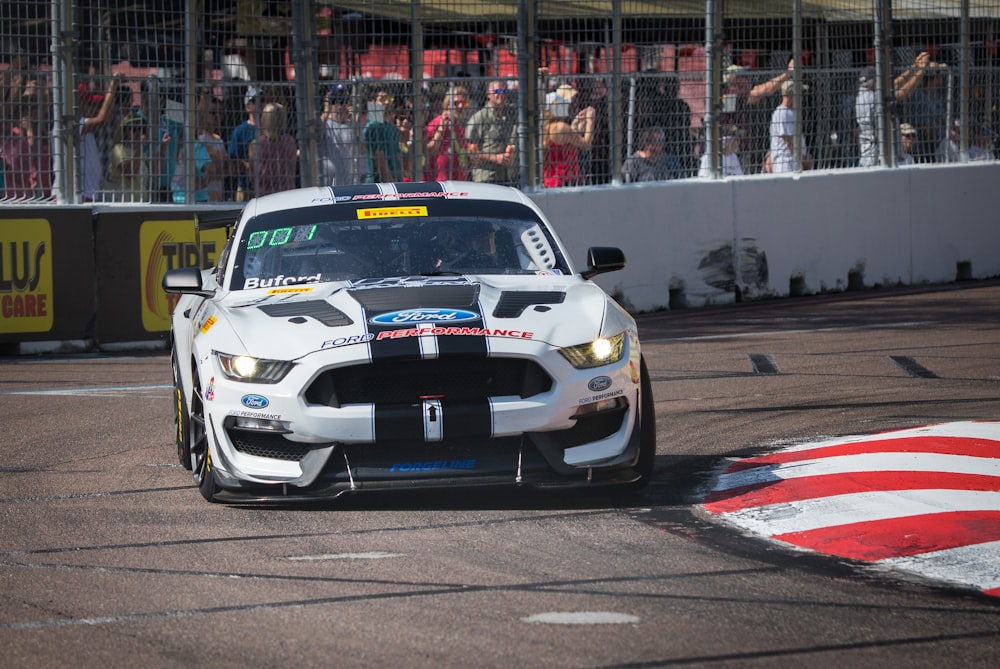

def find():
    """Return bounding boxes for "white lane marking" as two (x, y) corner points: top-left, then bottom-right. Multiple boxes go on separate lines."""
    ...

(879, 540), (1000, 592)
(721, 490), (1000, 536)
(285, 552), (404, 561)
(644, 321), (936, 343)
(0, 383), (172, 397)
(522, 611), (640, 625)
(715, 453), (1000, 491)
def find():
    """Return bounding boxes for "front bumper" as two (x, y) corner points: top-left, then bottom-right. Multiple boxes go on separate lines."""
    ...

(200, 334), (643, 496)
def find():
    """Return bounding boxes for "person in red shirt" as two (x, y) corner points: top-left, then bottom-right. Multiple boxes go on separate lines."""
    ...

(542, 84), (594, 188)
(424, 85), (469, 181)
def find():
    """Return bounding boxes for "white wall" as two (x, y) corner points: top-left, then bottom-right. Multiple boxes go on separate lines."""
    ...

(529, 163), (1000, 312)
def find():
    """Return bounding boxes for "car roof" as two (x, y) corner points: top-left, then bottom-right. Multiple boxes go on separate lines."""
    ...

(245, 181), (540, 219)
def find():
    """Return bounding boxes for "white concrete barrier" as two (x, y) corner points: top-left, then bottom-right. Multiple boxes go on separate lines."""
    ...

(530, 163), (1000, 313)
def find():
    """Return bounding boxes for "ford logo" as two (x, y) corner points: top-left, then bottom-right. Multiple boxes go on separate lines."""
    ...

(587, 375), (613, 392)
(241, 394), (270, 409)
(369, 308), (479, 325)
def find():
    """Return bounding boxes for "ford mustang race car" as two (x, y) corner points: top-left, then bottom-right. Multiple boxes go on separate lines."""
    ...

(164, 181), (654, 503)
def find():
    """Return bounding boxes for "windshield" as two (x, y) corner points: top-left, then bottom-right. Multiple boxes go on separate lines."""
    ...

(229, 200), (570, 290)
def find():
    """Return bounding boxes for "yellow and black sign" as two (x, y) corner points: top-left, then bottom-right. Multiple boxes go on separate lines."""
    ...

(95, 209), (237, 344)
(139, 219), (229, 333)
(357, 206), (428, 220)
(0, 218), (54, 334)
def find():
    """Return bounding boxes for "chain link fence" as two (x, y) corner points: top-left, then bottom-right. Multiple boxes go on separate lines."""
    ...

(1, 1), (998, 204)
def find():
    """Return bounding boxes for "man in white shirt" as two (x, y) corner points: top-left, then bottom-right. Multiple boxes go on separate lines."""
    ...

(769, 79), (812, 173)
(698, 129), (744, 177)
(856, 68), (878, 167)
(898, 123), (917, 165)
(319, 85), (359, 186)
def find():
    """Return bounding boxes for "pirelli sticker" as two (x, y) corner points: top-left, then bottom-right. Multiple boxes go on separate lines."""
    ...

(268, 287), (313, 294)
(357, 206), (428, 220)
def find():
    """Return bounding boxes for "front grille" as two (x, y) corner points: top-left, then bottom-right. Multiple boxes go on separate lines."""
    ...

(227, 429), (323, 461)
(305, 357), (552, 406)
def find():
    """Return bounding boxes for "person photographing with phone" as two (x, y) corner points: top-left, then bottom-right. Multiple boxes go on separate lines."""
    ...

(424, 84), (469, 181)
(363, 89), (403, 183)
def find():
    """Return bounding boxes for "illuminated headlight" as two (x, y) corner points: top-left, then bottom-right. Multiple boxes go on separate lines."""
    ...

(558, 331), (626, 369)
(217, 352), (293, 383)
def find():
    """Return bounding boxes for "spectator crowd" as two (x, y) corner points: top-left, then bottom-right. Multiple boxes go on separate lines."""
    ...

(1, 53), (997, 204)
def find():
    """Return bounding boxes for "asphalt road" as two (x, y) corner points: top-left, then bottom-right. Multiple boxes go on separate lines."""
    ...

(2, 282), (999, 668)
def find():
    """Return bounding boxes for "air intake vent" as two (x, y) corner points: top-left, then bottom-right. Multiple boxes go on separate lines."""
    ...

(493, 291), (565, 317)
(258, 300), (352, 327)
(227, 429), (324, 461)
(349, 285), (480, 311)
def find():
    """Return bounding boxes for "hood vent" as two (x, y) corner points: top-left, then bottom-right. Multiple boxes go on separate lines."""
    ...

(493, 291), (565, 318)
(258, 300), (353, 327)
(349, 284), (480, 311)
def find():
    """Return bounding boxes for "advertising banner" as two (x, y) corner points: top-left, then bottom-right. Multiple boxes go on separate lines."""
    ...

(95, 209), (234, 344)
(0, 209), (95, 343)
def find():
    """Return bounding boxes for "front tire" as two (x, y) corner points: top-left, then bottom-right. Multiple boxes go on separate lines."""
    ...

(622, 355), (656, 491)
(194, 441), (220, 502)
(187, 362), (219, 502)
(172, 354), (193, 470)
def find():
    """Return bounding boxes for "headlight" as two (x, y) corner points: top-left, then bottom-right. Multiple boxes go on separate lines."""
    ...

(216, 352), (294, 383)
(558, 331), (626, 369)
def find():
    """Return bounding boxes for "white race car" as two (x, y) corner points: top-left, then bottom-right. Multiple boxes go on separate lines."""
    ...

(164, 181), (655, 503)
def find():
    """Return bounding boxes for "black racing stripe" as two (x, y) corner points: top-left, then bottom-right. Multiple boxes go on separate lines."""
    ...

(329, 183), (383, 200)
(393, 181), (445, 195)
(435, 317), (489, 357)
(441, 399), (492, 439)
(355, 283), (482, 361)
(374, 403), (425, 441)
(353, 283), (485, 360)
(368, 324), (423, 361)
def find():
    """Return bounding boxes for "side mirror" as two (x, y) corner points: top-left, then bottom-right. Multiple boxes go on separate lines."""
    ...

(581, 246), (626, 280)
(163, 267), (215, 297)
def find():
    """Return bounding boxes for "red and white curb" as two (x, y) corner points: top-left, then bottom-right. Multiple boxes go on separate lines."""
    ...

(701, 421), (1000, 597)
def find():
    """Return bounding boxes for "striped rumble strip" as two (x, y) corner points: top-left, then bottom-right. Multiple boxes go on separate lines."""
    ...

(701, 421), (1000, 598)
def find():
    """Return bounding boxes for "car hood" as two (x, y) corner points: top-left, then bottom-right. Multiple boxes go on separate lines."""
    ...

(217, 275), (619, 361)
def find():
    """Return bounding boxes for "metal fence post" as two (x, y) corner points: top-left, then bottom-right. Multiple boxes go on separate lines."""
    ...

(291, 0), (319, 188)
(516, 0), (537, 190)
(51, 0), (75, 203)
(704, 0), (722, 178)
(793, 0), (804, 171)
(609, 0), (623, 185)
(874, 0), (894, 166)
